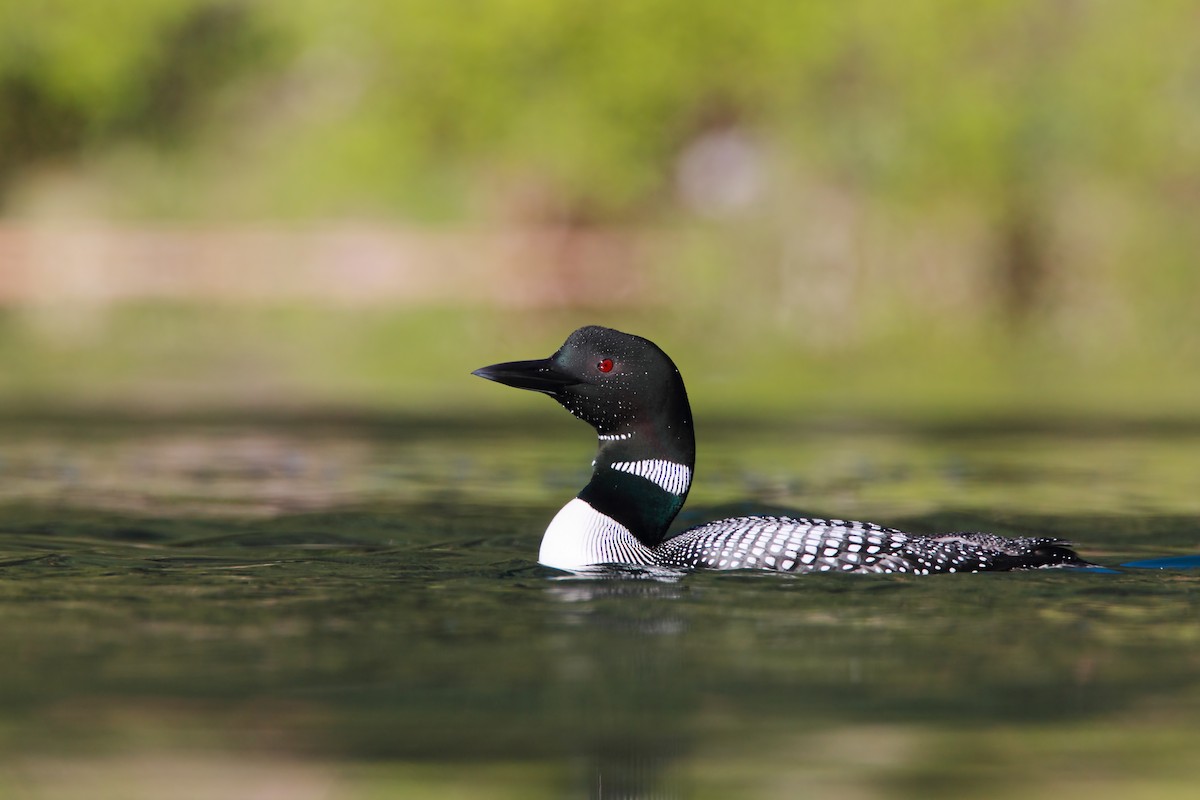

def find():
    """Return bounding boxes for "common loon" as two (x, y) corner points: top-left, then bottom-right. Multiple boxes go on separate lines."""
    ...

(473, 325), (1089, 575)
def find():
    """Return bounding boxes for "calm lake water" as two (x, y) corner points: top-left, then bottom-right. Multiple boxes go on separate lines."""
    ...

(0, 412), (1198, 799)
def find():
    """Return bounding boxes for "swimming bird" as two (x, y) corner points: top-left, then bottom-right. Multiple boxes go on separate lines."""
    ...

(473, 325), (1089, 574)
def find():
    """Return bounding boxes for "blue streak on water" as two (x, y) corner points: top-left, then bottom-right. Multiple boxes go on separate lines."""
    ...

(1121, 554), (1200, 570)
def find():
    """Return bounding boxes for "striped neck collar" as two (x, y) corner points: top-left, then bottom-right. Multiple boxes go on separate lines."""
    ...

(577, 426), (695, 548)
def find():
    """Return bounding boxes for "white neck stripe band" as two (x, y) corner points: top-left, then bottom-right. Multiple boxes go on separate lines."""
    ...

(609, 459), (691, 495)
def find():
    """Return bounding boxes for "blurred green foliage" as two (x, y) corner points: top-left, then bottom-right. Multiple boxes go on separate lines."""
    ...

(3, 0), (1198, 221)
(0, 1), (1198, 413)
(0, 1), (275, 188)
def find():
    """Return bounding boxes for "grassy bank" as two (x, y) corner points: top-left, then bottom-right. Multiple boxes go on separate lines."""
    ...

(1, 303), (1196, 422)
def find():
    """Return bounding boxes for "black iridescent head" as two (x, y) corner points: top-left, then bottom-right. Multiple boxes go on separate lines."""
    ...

(475, 327), (697, 546)
(473, 325), (694, 449)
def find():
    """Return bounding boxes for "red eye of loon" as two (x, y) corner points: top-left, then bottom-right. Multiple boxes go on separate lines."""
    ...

(597, 358), (614, 373)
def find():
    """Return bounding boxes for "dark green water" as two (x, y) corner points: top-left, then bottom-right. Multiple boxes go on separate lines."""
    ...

(1, 414), (1199, 799)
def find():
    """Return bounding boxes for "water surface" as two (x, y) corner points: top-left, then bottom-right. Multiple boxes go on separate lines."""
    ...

(0, 413), (1198, 799)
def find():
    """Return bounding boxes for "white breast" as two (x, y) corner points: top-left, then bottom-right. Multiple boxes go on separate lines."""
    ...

(538, 498), (655, 571)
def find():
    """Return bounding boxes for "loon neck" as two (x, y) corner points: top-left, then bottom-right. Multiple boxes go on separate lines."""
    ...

(577, 419), (695, 548)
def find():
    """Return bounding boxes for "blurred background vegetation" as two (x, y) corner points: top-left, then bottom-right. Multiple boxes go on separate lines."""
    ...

(1, 0), (1198, 418)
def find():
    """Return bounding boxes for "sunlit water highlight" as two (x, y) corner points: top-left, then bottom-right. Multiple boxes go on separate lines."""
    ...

(0, 414), (1198, 799)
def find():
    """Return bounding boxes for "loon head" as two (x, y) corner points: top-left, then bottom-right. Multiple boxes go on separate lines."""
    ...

(473, 326), (696, 554)
(472, 325), (693, 450)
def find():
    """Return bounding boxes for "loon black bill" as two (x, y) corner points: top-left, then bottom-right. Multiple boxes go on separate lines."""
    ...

(472, 358), (579, 394)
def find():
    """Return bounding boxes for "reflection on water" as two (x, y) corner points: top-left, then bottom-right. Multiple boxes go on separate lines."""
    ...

(546, 577), (689, 798)
(0, 414), (1198, 798)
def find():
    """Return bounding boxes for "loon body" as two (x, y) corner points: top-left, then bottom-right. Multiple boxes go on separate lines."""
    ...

(473, 326), (1088, 575)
